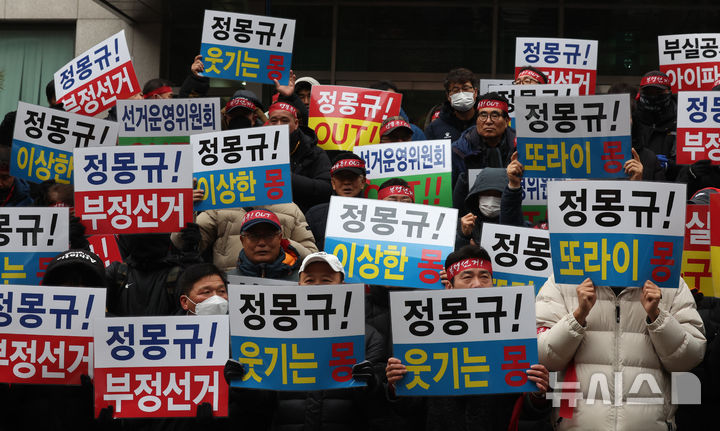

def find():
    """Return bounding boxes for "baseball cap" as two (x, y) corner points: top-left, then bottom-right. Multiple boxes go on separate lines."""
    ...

(225, 97), (257, 114)
(640, 71), (671, 90)
(295, 77), (320, 90)
(299, 252), (345, 277)
(380, 116), (412, 136)
(241, 209), (282, 232)
(42, 249), (106, 287)
(330, 154), (366, 176)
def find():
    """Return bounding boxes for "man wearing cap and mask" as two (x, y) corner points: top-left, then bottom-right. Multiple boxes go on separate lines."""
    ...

(425, 68), (479, 142)
(231, 209), (301, 281)
(268, 100), (332, 213)
(514, 66), (549, 85)
(224, 96), (261, 130)
(305, 153), (367, 250)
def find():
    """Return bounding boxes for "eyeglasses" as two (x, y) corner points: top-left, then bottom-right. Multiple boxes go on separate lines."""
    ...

(241, 231), (281, 242)
(514, 77), (540, 85)
(478, 111), (503, 122)
(448, 85), (475, 95)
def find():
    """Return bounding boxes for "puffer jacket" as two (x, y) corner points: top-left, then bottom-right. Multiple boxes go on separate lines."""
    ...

(536, 275), (706, 431)
(170, 203), (318, 271)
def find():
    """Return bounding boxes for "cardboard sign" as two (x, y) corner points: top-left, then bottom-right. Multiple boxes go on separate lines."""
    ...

(710, 194), (720, 296)
(191, 125), (293, 210)
(0, 285), (105, 385)
(309, 85), (402, 151)
(117, 98), (221, 145)
(658, 34), (720, 92)
(228, 283), (365, 391)
(74, 146), (193, 234)
(93, 315), (229, 418)
(324, 196), (457, 289)
(390, 286), (538, 396)
(516, 94), (632, 179)
(87, 235), (122, 267)
(356, 139), (452, 207)
(10, 102), (118, 184)
(676, 91), (720, 164)
(681, 204), (714, 297)
(515, 37), (598, 95)
(200, 10), (295, 85)
(548, 181), (686, 287)
(54, 30), (140, 116)
(487, 83), (580, 127)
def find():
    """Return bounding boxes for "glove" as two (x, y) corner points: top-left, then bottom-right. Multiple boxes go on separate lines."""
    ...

(352, 360), (377, 390)
(69, 217), (90, 250)
(656, 154), (668, 169)
(97, 405), (114, 423)
(180, 222), (201, 253)
(223, 359), (246, 384)
(196, 401), (213, 422)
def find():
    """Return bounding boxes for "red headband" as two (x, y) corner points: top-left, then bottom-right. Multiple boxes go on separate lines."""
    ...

(226, 97), (256, 112)
(640, 74), (671, 88)
(446, 258), (493, 281)
(380, 119), (411, 136)
(477, 99), (509, 113)
(144, 85), (172, 99)
(268, 102), (297, 118)
(330, 158), (365, 175)
(516, 69), (546, 84)
(378, 185), (414, 200)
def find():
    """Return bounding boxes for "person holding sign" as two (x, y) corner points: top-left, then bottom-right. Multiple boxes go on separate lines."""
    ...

(456, 167), (508, 249)
(385, 245), (551, 431)
(536, 273), (705, 429)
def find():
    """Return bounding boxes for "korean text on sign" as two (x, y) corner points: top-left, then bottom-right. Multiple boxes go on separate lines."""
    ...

(487, 83), (580, 116)
(200, 10), (295, 85)
(0, 207), (69, 286)
(10, 102), (118, 184)
(87, 235), (122, 268)
(548, 180), (686, 287)
(117, 98), (221, 145)
(677, 91), (720, 165)
(309, 85), (402, 151)
(514, 37), (598, 95)
(0, 284), (105, 385)
(93, 315), (229, 418)
(324, 196), (457, 289)
(228, 283), (365, 391)
(74, 146), (193, 235)
(54, 30), (140, 116)
(681, 205), (714, 297)
(390, 286), (538, 396)
(355, 139), (452, 207)
(479, 79), (513, 94)
(480, 223), (551, 293)
(191, 125), (293, 210)
(515, 94), (632, 179)
(658, 34), (720, 92)
(711, 194), (720, 296)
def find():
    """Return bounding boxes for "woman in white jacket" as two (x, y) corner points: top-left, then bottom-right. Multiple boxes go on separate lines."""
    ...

(535, 275), (705, 431)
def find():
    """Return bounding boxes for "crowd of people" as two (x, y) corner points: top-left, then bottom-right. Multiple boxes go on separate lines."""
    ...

(0, 46), (719, 431)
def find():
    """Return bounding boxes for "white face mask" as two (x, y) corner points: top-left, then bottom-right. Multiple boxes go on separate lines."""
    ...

(186, 295), (229, 315)
(478, 195), (501, 218)
(450, 91), (475, 112)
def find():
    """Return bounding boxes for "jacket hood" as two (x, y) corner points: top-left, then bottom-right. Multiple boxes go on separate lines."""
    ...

(465, 167), (507, 215)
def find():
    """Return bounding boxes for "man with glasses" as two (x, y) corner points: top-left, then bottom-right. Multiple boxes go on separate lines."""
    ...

(425, 68), (479, 142)
(514, 66), (549, 85)
(229, 209), (301, 281)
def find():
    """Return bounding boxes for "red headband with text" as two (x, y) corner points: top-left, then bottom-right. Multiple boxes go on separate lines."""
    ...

(380, 119), (411, 136)
(268, 102), (298, 118)
(516, 69), (546, 84)
(330, 158), (366, 175)
(226, 97), (256, 112)
(377, 185), (414, 200)
(477, 99), (508, 113)
(446, 258), (493, 281)
(640, 74), (671, 88)
(144, 86), (172, 99)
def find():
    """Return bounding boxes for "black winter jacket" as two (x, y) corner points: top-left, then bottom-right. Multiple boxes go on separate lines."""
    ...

(291, 126), (332, 213)
(424, 102), (477, 143)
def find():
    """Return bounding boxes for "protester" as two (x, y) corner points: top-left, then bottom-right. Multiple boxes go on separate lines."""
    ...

(514, 66), (549, 85)
(177, 262), (229, 315)
(424, 67), (479, 141)
(379, 116), (414, 143)
(455, 167), (508, 249)
(223, 96), (259, 130)
(377, 178), (414, 203)
(294, 76), (320, 109)
(0, 145), (34, 207)
(179, 54), (211, 98)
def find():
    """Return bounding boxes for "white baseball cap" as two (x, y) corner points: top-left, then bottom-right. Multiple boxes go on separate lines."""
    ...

(299, 252), (345, 276)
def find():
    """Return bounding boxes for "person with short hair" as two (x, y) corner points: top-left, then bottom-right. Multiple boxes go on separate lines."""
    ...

(143, 78), (174, 99)
(514, 66), (549, 85)
(377, 178), (414, 203)
(424, 68), (479, 142)
(177, 263), (229, 315)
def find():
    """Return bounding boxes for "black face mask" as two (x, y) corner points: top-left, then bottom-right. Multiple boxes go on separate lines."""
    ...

(228, 115), (252, 130)
(638, 93), (671, 113)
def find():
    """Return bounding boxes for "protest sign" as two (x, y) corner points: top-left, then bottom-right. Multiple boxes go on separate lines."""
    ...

(87, 235), (122, 267)
(480, 223), (551, 293)
(309, 85), (402, 151)
(10, 102), (118, 184)
(390, 285), (538, 396)
(658, 34), (720, 92)
(94, 315), (229, 418)
(228, 283), (365, 391)
(479, 79), (513, 94)
(191, 125), (292, 210)
(355, 139), (452, 207)
(469, 170), (550, 224)
(676, 91), (720, 164)
(74, 146), (193, 234)
(515, 37), (598, 95)
(200, 10), (295, 85)
(117, 98), (221, 146)
(516, 94), (632, 179)
(54, 30), (140, 116)
(225, 274), (297, 286)
(0, 207), (69, 285)
(548, 180), (685, 287)
(487, 83), (579, 127)
(324, 196), (457, 289)
(711, 194), (720, 295)
(0, 284), (105, 385)
(681, 205), (715, 297)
